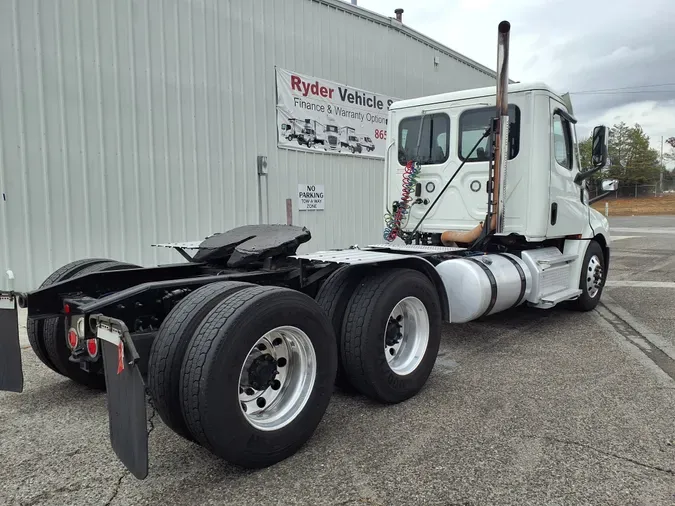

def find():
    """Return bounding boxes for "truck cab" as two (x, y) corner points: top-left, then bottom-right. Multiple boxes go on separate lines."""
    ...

(358, 134), (375, 152)
(298, 121), (317, 148)
(324, 124), (340, 152)
(385, 82), (609, 244)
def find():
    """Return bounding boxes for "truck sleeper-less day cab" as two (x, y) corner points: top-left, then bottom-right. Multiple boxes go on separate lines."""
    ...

(324, 123), (340, 152)
(0, 22), (614, 479)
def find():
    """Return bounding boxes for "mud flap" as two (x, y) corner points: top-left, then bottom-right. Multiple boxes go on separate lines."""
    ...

(0, 293), (23, 393)
(93, 315), (148, 480)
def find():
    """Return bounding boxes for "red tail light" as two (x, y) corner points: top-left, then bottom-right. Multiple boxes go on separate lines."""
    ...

(67, 329), (79, 349)
(86, 339), (99, 358)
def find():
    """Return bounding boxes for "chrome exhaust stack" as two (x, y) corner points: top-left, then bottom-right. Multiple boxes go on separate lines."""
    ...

(494, 20), (510, 234)
(440, 20), (510, 245)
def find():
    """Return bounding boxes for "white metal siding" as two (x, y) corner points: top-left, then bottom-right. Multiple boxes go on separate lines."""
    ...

(0, 0), (495, 290)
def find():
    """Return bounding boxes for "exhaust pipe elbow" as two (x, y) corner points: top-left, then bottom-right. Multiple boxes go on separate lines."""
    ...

(441, 223), (484, 246)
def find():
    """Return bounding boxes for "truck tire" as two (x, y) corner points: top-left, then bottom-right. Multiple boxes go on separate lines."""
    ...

(180, 285), (337, 468)
(43, 260), (140, 389)
(147, 280), (253, 440)
(570, 240), (606, 311)
(27, 258), (110, 373)
(341, 268), (441, 403)
(314, 266), (365, 389)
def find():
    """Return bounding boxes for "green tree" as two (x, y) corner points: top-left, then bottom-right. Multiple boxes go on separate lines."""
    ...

(665, 137), (675, 165)
(579, 136), (593, 170)
(602, 122), (661, 185)
(624, 124), (661, 184)
(606, 122), (631, 181)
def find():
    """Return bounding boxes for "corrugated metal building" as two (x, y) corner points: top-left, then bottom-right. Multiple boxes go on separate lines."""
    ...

(0, 0), (495, 290)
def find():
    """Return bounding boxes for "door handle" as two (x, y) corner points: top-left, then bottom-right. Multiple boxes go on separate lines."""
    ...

(550, 202), (558, 225)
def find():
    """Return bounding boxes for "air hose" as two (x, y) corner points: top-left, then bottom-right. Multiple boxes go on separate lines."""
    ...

(383, 160), (421, 241)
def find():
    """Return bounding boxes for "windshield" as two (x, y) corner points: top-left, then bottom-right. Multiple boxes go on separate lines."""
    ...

(349, 136), (358, 141)
(364, 137), (372, 142)
(305, 129), (315, 135)
(326, 125), (338, 133)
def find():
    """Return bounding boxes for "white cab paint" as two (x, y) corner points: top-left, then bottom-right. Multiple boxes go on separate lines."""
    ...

(386, 83), (610, 245)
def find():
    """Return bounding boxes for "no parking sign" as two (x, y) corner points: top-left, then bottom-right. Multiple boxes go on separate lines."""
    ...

(297, 184), (325, 211)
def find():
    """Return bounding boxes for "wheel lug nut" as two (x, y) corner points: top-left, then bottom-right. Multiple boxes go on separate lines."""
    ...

(277, 357), (287, 367)
(245, 387), (254, 396)
(389, 348), (395, 356)
(257, 397), (266, 408)
(272, 338), (283, 346)
(257, 343), (267, 352)
(271, 380), (281, 390)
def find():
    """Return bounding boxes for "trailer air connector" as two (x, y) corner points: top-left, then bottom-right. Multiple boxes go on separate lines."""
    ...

(383, 160), (421, 242)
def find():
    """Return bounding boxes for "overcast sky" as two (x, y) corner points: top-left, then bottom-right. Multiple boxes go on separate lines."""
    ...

(356, 0), (675, 165)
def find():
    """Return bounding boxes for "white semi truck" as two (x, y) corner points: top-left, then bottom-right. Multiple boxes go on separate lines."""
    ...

(324, 122), (341, 152)
(0, 21), (616, 479)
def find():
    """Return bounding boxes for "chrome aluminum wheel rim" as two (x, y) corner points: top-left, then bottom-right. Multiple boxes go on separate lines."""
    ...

(383, 296), (429, 376)
(586, 254), (603, 298)
(238, 326), (316, 431)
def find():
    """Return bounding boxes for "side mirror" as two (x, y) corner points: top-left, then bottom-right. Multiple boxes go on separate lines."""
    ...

(592, 125), (609, 169)
(575, 125), (610, 185)
(601, 179), (619, 192)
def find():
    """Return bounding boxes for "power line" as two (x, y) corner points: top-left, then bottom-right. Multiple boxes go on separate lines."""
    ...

(570, 90), (675, 95)
(569, 82), (675, 94)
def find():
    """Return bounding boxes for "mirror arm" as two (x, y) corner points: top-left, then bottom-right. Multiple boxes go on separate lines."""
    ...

(589, 191), (612, 204)
(575, 165), (604, 185)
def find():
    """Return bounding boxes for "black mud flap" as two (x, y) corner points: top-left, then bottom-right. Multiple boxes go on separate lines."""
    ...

(92, 314), (148, 480)
(0, 292), (23, 393)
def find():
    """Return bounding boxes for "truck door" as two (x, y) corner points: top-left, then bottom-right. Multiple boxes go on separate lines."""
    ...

(547, 101), (587, 237)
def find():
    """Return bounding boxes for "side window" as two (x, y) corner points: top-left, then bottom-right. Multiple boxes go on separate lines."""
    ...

(459, 105), (520, 162)
(553, 114), (573, 170)
(398, 113), (450, 165)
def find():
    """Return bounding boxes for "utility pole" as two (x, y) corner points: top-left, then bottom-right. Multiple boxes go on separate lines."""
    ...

(660, 136), (664, 194)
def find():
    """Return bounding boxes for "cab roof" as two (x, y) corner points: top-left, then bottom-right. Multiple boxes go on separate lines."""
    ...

(389, 82), (566, 111)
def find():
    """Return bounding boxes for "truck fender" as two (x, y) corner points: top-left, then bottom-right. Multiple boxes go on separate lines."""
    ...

(383, 257), (450, 322)
(564, 218), (611, 292)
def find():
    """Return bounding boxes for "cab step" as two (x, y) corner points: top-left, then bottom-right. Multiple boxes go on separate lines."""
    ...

(536, 253), (578, 269)
(537, 288), (582, 308)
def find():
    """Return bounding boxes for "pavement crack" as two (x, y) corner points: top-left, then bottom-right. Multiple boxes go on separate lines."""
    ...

(147, 397), (157, 437)
(104, 473), (127, 506)
(21, 482), (91, 506)
(65, 447), (81, 457)
(523, 435), (674, 476)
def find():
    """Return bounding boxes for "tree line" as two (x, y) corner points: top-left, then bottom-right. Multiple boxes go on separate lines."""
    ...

(578, 122), (674, 188)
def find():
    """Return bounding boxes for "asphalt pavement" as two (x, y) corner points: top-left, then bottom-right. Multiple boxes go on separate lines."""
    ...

(1, 216), (674, 505)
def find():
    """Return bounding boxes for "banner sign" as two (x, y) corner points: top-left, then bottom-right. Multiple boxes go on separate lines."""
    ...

(276, 68), (399, 159)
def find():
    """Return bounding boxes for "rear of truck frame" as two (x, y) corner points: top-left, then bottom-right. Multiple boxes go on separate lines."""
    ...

(0, 22), (616, 479)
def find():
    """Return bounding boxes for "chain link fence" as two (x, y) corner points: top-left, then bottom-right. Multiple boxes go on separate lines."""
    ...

(589, 181), (675, 200)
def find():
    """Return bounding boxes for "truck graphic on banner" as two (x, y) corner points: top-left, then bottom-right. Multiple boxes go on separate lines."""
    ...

(275, 68), (399, 159)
